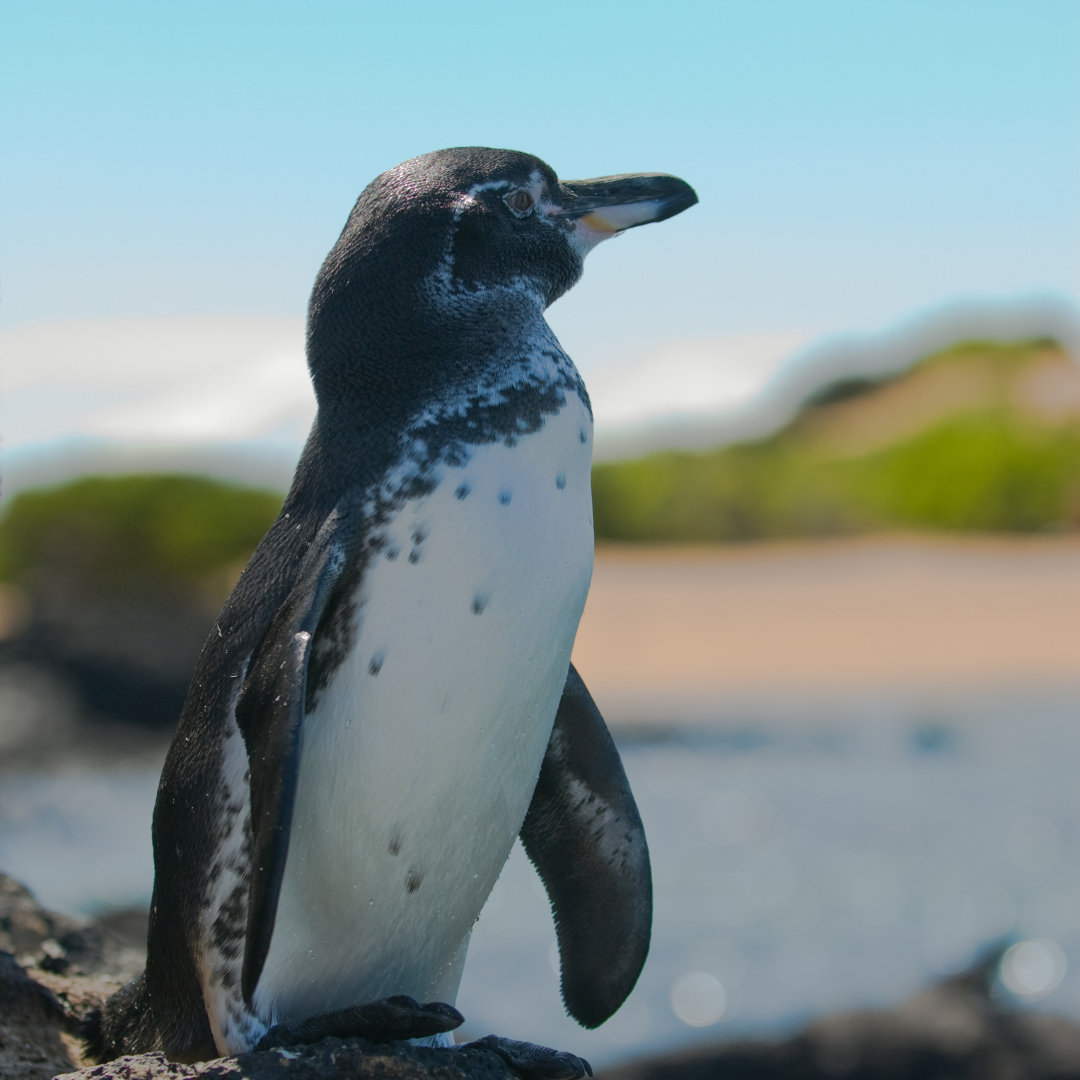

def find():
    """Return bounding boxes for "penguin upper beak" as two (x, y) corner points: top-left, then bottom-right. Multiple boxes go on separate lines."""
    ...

(556, 173), (698, 235)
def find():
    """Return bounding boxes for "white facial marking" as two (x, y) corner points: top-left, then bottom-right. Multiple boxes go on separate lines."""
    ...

(562, 197), (669, 259)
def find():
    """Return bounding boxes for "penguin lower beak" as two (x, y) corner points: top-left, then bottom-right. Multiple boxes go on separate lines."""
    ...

(557, 173), (698, 236)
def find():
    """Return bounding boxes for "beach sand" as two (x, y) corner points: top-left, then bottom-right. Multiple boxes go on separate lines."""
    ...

(571, 535), (1080, 723)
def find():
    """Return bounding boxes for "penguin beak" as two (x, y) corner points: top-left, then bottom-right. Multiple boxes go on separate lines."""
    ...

(556, 173), (698, 236)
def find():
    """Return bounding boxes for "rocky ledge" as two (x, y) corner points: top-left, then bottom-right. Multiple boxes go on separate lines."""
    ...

(0, 870), (148, 1080)
(603, 950), (1080, 1080)
(7, 867), (1080, 1080)
(57, 1039), (517, 1080)
(0, 871), (517, 1080)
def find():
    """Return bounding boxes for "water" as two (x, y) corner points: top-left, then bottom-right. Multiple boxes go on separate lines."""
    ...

(3, 690), (1080, 1069)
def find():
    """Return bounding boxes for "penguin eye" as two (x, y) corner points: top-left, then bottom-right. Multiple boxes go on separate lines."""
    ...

(505, 190), (535, 214)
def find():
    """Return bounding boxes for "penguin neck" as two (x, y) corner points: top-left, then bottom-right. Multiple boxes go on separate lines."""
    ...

(297, 295), (587, 520)
(309, 283), (571, 449)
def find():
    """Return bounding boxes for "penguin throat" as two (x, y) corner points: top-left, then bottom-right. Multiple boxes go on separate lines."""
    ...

(423, 254), (549, 319)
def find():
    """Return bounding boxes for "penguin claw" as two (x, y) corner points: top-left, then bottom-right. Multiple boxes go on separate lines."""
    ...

(467, 1034), (593, 1079)
(253, 994), (463, 1050)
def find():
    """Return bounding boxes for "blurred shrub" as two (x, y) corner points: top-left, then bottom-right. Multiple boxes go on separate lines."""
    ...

(0, 474), (283, 600)
(591, 443), (864, 542)
(0, 475), (284, 728)
(853, 411), (1080, 532)
(593, 339), (1080, 541)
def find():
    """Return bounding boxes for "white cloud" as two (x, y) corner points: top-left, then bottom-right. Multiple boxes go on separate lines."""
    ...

(85, 353), (314, 443)
(3, 316), (809, 458)
(1, 316), (311, 452)
(588, 333), (813, 429)
(3, 297), (1075, 487)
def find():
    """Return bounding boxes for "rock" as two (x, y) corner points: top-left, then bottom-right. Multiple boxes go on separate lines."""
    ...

(3, 942), (518, 1080)
(0, 662), (171, 768)
(0, 872), (147, 1078)
(0, 872), (146, 984)
(2, 581), (210, 730)
(16, 850), (1078, 1080)
(0, 872), (520, 1080)
(0, 949), (76, 1080)
(600, 947), (1080, 1080)
(0, 473), (281, 736)
(57, 1037), (516, 1079)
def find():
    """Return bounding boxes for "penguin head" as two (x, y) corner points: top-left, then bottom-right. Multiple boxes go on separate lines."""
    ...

(307, 147), (696, 401)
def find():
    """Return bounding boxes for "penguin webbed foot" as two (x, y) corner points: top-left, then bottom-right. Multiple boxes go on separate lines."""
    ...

(466, 1034), (593, 1080)
(253, 994), (462, 1051)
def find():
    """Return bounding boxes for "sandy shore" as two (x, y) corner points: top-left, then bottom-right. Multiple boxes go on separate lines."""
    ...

(570, 535), (1080, 722)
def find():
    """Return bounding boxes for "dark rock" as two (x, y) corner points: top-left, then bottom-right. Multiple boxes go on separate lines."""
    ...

(0, 661), (172, 768)
(0, 473), (281, 736)
(0, 872), (151, 1078)
(0, 872), (146, 984)
(14, 854), (1079, 1080)
(600, 947), (1080, 1080)
(0, 552), (217, 742)
(0, 565), (214, 733)
(57, 1037), (517, 1079)
(0, 949), (75, 1080)
(0, 871), (518, 1080)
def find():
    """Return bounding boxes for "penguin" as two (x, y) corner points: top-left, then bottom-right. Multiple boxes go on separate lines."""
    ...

(85, 148), (697, 1077)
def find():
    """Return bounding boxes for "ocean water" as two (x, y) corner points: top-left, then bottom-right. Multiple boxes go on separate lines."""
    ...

(3, 689), (1080, 1070)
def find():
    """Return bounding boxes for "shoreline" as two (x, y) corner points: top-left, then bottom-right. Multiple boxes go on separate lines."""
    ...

(574, 534), (1080, 721)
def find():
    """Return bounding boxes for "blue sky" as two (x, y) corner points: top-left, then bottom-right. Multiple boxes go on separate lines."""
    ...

(3, 1), (1079, 371)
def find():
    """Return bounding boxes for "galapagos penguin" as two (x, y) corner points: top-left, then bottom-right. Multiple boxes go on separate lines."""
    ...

(87, 148), (697, 1076)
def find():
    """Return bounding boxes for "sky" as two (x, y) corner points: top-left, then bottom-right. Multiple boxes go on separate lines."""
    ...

(2, 1), (1080, 473)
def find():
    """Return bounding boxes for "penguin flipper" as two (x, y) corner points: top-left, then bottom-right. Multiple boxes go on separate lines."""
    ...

(519, 664), (652, 1029)
(234, 520), (346, 1006)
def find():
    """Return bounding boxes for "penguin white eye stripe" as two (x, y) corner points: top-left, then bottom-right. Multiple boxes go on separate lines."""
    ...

(505, 190), (535, 213)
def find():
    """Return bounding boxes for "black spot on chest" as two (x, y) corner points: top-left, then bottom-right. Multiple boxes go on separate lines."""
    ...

(306, 371), (590, 705)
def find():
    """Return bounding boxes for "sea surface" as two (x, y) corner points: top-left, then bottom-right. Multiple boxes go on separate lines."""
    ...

(3, 690), (1080, 1070)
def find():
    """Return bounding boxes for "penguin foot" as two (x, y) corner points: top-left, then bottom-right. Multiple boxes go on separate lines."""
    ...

(466, 1034), (593, 1079)
(253, 995), (463, 1050)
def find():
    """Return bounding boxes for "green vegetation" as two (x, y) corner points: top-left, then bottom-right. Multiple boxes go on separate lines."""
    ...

(593, 339), (1080, 542)
(853, 412), (1080, 532)
(3, 340), (1077, 582)
(0, 474), (284, 598)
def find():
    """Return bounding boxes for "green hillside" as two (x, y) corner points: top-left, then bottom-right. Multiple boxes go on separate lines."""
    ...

(593, 339), (1080, 542)
(3, 340), (1077, 588)
(0, 474), (283, 600)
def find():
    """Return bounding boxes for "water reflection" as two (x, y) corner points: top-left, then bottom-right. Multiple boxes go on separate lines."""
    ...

(774, 939), (830, 993)
(698, 789), (779, 847)
(4, 691), (1080, 1068)
(670, 972), (727, 1027)
(460, 692), (1080, 1065)
(1007, 816), (1062, 873)
(1002, 939), (1067, 998)
(602, 995), (652, 1045)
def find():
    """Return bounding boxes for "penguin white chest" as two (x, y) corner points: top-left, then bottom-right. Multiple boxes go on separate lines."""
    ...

(256, 395), (594, 1024)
